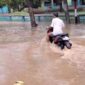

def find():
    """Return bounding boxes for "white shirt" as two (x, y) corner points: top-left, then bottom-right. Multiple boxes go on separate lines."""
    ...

(50, 17), (65, 35)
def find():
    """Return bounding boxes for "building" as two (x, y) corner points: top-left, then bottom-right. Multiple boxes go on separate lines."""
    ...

(0, 5), (9, 14)
(40, 0), (85, 10)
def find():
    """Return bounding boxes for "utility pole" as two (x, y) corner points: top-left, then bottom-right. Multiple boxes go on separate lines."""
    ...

(74, 0), (79, 24)
(51, 0), (54, 8)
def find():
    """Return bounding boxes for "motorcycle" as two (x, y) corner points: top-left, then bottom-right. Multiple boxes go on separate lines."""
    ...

(53, 34), (72, 49)
(47, 27), (72, 49)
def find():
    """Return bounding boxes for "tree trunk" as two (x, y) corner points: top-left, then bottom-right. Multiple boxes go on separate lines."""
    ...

(28, 7), (37, 27)
(59, 0), (63, 12)
(26, 0), (37, 27)
(63, 0), (70, 23)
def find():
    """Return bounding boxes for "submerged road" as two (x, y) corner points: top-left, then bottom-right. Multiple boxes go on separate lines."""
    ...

(0, 22), (85, 85)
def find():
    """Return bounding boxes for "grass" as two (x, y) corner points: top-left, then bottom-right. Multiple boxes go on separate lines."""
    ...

(9, 11), (29, 16)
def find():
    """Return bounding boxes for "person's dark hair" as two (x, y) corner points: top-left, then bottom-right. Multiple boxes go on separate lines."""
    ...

(53, 13), (58, 17)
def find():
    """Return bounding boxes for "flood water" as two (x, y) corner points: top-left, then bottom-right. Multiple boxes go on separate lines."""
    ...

(0, 22), (85, 85)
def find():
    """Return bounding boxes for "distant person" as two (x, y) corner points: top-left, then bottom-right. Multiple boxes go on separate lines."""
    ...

(47, 13), (65, 42)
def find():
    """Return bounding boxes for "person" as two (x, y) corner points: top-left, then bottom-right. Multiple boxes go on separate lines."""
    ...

(47, 13), (65, 43)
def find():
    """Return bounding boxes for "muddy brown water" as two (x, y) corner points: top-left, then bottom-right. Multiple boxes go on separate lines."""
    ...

(0, 22), (85, 85)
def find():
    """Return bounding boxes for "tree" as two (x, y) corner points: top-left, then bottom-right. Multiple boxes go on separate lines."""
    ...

(0, 0), (13, 7)
(0, 0), (25, 11)
(25, 0), (37, 27)
(0, 0), (37, 27)
(9, 0), (25, 11)
(62, 0), (70, 23)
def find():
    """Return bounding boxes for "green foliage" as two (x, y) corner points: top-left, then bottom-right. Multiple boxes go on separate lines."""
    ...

(0, 0), (12, 7)
(0, 0), (6, 6)
(25, 0), (41, 8)
(0, 0), (25, 6)
(0, 0), (41, 9)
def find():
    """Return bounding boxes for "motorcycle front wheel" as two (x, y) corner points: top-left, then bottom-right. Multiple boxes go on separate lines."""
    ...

(65, 41), (72, 49)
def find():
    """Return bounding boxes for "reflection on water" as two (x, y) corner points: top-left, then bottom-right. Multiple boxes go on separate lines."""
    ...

(0, 22), (85, 85)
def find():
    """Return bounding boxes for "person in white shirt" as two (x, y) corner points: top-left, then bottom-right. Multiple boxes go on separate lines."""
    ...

(47, 13), (65, 42)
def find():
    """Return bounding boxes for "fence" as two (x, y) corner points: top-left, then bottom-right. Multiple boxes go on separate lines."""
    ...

(0, 13), (85, 23)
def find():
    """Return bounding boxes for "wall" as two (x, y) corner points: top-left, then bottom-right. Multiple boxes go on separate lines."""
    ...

(0, 5), (9, 14)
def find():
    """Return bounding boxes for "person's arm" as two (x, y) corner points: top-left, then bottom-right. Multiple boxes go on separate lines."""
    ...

(62, 20), (65, 28)
(47, 19), (54, 33)
(47, 27), (53, 33)
(62, 21), (66, 33)
(50, 19), (54, 27)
